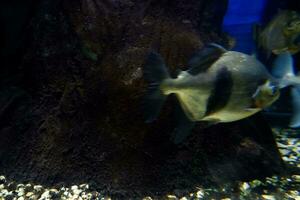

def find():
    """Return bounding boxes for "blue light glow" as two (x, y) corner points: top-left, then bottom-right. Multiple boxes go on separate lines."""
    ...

(222, 0), (267, 53)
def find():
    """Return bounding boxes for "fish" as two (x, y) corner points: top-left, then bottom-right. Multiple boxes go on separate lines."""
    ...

(254, 10), (300, 55)
(143, 44), (300, 144)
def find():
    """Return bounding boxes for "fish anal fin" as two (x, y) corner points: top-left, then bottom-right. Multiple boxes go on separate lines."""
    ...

(170, 98), (196, 144)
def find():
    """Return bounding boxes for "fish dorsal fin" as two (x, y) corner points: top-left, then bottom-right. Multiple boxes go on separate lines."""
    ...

(187, 43), (226, 75)
(272, 52), (294, 79)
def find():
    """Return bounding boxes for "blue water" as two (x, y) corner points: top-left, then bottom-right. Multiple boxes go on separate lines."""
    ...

(222, 0), (267, 54)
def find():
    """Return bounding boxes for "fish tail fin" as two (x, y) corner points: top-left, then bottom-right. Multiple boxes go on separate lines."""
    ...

(272, 52), (297, 87)
(271, 52), (300, 127)
(290, 86), (300, 128)
(143, 51), (170, 123)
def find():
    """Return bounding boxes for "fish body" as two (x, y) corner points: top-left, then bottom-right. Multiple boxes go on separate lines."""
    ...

(255, 10), (300, 55)
(160, 51), (276, 123)
(143, 44), (300, 143)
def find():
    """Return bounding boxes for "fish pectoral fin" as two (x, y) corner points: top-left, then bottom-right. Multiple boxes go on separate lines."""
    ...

(271, 52), (294, 80)
(187, 43), (226, 75)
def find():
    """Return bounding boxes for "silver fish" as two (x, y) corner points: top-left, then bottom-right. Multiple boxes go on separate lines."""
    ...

(143, 44), (300, 143)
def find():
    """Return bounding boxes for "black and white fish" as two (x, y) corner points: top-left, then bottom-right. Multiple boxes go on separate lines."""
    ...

(143, 44), (300, 144)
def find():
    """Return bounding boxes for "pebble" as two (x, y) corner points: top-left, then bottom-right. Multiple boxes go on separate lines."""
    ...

(40, 190), (51, 199)
(0, 189), (8, 195)
(167, 194), (178, 200)
(292, 175), (300, 182)
(241, 182), (250, 191)
(279, 149), (290, 155)
(287, 190), (300, 200)
(196, 189), (205, 198)
(71, 185), (78, 190)
(79, 184), (89, 190)
(17, 188), (25, 196)
(25, 184), (33, 192)
(72, 188), (82, 195)
(33, 185), (43, 192)
(261, 194), (276, 200)
(26, 192), (34, 197)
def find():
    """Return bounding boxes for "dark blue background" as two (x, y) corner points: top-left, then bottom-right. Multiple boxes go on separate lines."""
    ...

(222, 0), (267, 54)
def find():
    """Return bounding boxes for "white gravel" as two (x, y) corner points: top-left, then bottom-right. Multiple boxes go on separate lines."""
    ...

(0, 128), (299, 200)
(0, 180), (104, 200)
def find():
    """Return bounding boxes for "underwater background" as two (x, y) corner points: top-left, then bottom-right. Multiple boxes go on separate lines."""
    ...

(0, 0), (299, 199)
(223, 0), (267, 53)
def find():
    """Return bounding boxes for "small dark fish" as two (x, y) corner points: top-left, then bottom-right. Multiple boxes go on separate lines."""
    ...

(143, 44), (300, 143)
(254, 10), (300, 55)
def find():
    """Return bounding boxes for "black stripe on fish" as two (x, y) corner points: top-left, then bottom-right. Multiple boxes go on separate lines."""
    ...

(204, 66), (233, 116)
